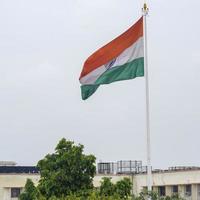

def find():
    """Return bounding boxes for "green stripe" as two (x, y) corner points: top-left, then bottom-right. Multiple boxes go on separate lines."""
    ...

(81, 57), (144, 100)
(95, 57), (144, 84)
(81, 84), (100, 100)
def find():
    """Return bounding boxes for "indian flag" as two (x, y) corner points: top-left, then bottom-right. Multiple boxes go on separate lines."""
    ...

(79, 17), (144, 100)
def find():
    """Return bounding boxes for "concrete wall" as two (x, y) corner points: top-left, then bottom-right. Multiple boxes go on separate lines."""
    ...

(1, 170), (200, 200)
(133, 170), (200, 199)
(134, 170), (200, 191)
(0, 174), (40, 200)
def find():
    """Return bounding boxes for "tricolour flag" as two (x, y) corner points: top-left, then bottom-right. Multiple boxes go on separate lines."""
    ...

(79, 17), (144, 100)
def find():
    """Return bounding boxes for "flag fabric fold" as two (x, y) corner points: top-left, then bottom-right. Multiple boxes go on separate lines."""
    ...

(79, 17), (144, 100)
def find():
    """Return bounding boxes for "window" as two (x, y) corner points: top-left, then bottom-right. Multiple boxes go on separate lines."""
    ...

(172, 185), (178, 194)
(142, 186), (153, 192)
(158, 186), (166, 196)
(197, 184), (200, 196)
(185, 185), (191, 196)
(143, 186), (148, 191)
(11, 188), (21, 198)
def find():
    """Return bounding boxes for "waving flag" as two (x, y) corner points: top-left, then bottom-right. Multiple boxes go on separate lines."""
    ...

(79, 17), (144, 100)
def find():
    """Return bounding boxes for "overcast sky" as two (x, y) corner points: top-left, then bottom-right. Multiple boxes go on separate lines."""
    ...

(0, 0), (200, 169)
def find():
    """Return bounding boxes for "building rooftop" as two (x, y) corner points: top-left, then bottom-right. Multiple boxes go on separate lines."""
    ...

(153, 166), (200, 173)
(97, 161), (200, 175)
(0, 166), (39, 174)
(0, 161), (17, 166)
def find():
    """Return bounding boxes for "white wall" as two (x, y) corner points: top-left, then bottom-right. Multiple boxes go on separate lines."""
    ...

(133, 170), (200, 194)
(133, 170), (200, 200)
(0, 174), (40, 200)
(1, 170), (200, 200)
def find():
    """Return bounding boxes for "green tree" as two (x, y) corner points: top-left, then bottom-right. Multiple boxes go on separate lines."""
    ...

(133, 191), (185, 200)
(115, 178), (132, 199)
(37, 138), (96, 198)
(19, 179), (38, 200)
(99, 177), (115, 197)
(99, 177), (132, 199)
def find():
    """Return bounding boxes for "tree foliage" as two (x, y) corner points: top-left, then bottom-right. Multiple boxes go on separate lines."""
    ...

(33, 191), (185, 200)
(99, 177), (132, 199)
(19, 179), (38, 200)
(100, 177), (115, 196)
(115, 178), (132, 199)
(20, 138), (185, 200)
(37, 138), (96, 198)
(133, 190), (185, 200)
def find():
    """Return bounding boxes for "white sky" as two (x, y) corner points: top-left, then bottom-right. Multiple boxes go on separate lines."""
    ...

(0, 0), (200, 169)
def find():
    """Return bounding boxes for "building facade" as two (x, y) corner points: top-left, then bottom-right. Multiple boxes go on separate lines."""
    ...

(0, 164), (40, 200)
(1, 161), (200, 200)
(96, 162), (200, 200)
(133, 167), (200, 200)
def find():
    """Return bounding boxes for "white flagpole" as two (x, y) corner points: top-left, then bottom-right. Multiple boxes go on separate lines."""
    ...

(142, 3), (152, 195)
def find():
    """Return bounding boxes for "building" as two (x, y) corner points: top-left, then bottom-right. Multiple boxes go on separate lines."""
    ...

(133, 166), (200, 200)
(95, 161), (200, 200)
(1, 161), (200, 200)
(0, 162), (40, 200)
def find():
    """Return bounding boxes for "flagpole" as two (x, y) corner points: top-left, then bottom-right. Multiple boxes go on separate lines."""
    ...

(142, 3), (152, 195)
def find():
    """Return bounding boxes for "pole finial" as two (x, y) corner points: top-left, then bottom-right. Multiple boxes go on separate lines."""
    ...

(142, 3), (149, 15)
(144, 3), (147, 10)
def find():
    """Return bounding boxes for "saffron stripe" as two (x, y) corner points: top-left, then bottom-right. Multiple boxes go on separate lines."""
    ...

(80, 37), (144, 85)
(80, 17), (143, 79)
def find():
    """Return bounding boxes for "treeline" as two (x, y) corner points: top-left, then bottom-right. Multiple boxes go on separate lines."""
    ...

(20, 177), (132, 200)
(19, 138), (184, 200)
(20, 178), (184, 200)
